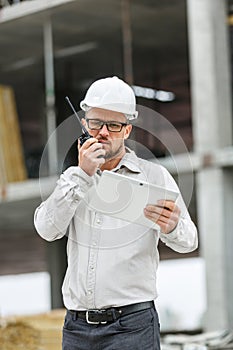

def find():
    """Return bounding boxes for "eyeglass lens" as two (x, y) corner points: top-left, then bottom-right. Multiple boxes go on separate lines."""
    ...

(87, 119), (127, 132)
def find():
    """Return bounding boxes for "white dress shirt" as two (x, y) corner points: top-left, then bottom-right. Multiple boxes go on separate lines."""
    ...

(34, 149), (198, 311)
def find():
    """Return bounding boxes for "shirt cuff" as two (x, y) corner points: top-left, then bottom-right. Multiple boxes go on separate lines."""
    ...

(160, 221), (179, 240)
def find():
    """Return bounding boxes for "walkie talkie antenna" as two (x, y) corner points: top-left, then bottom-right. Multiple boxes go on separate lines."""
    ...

(65, 96), (89, 135)
(65, 96), (92, 146)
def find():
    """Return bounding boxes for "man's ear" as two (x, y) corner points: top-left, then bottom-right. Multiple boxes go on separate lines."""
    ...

(124, 124), (132, 139)
(81, 118), (87, 127)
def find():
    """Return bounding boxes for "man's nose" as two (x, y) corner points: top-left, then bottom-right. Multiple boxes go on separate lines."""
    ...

(99, 124), (109, 136)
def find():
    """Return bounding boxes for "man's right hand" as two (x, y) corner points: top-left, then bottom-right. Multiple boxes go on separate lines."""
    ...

(78, 138), (106, 176)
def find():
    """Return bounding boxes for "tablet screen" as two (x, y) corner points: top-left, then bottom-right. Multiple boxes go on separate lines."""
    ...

(87, 170), (179, 228)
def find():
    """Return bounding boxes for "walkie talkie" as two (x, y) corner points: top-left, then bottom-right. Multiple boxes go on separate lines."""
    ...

(65, 96), (92, 146)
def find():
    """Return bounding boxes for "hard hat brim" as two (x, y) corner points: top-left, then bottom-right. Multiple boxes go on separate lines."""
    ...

(80, 101), (138, 120)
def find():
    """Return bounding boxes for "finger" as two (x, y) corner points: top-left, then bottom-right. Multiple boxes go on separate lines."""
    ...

(87, 142), (106, 156)
(97, 158), (106, 167)
(81, 142), (104, 159)
(144, 205), (178, 221)
(145, 205), (172, 218)
(144, 208), (166, 222)
(93, 149), (106, 159)
(92, 143), (104, 152)
(147, 212), (171, 224)
(157, 220), (170, 233)
(144, 210), (171, 230)
(81, 137), (98, 150)
(157, 219), (170, 228)
(157, 200), (176, 211)
(89, 156), (105, 167)
(89, 142), (105, 153)
(91, 157), (106, 169)
(157, 201), (181, 216)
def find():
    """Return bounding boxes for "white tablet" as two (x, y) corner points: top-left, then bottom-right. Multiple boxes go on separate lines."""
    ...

(87, 170), (179, 228)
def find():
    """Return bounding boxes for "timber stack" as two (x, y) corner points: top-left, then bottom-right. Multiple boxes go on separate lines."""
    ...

(0, 85), (27, 187)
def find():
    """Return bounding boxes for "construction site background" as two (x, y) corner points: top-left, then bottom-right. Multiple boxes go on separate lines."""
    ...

(0, 0), (233, 349)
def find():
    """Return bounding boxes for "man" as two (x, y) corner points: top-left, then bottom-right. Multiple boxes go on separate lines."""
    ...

(34, 76), (198, 350)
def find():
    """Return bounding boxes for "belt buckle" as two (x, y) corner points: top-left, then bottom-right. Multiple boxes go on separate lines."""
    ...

(86, 310), (107, 324)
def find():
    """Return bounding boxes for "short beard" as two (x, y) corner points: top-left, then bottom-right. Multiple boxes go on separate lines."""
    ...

(104, 140), (125, 160)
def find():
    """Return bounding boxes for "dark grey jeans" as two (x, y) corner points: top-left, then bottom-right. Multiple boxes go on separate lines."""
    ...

(62, 307), (160, 350)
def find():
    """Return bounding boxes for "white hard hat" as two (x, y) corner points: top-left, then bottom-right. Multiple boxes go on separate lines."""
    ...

(80, 76), (138, 120)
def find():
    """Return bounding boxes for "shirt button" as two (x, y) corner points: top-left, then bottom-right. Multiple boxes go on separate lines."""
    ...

(92, 242), (97, 246)
(88, 290), (93, 295)
(96, 218), (101, 224)
(90, 266), (94, 270)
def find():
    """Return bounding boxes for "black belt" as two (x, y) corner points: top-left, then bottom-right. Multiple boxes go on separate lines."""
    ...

(70, 301), (154, 324)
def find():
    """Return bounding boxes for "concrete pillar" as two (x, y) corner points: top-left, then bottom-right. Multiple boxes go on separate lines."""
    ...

(187, 0), (233, 330)
(121, 0), (134, 85)
(44, 18), (65, 309)
(43, 18), (58, 176)
(47, 237), (67, 309)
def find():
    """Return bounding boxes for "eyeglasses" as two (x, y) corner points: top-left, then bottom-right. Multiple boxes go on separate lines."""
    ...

(86, 119), (128, 132)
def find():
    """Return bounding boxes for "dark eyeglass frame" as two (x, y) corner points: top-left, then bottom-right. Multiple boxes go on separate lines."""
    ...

(85, 118), (129, 132)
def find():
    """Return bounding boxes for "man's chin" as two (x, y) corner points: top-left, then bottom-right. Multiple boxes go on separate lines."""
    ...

(101, 143), (124, 161)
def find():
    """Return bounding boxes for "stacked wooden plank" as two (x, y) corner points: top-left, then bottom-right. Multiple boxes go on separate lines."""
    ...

(0, 309), (66, 350)
(0, 85), (27, 184)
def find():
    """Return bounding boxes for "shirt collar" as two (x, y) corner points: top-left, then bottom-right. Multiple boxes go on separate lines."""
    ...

(112, 147), (141, 173)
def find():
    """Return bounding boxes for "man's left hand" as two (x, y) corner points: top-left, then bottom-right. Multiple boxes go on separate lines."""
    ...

(144, 200), (181, 234)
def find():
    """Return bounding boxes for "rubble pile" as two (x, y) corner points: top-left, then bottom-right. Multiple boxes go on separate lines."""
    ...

(0, 309), (65, 350)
